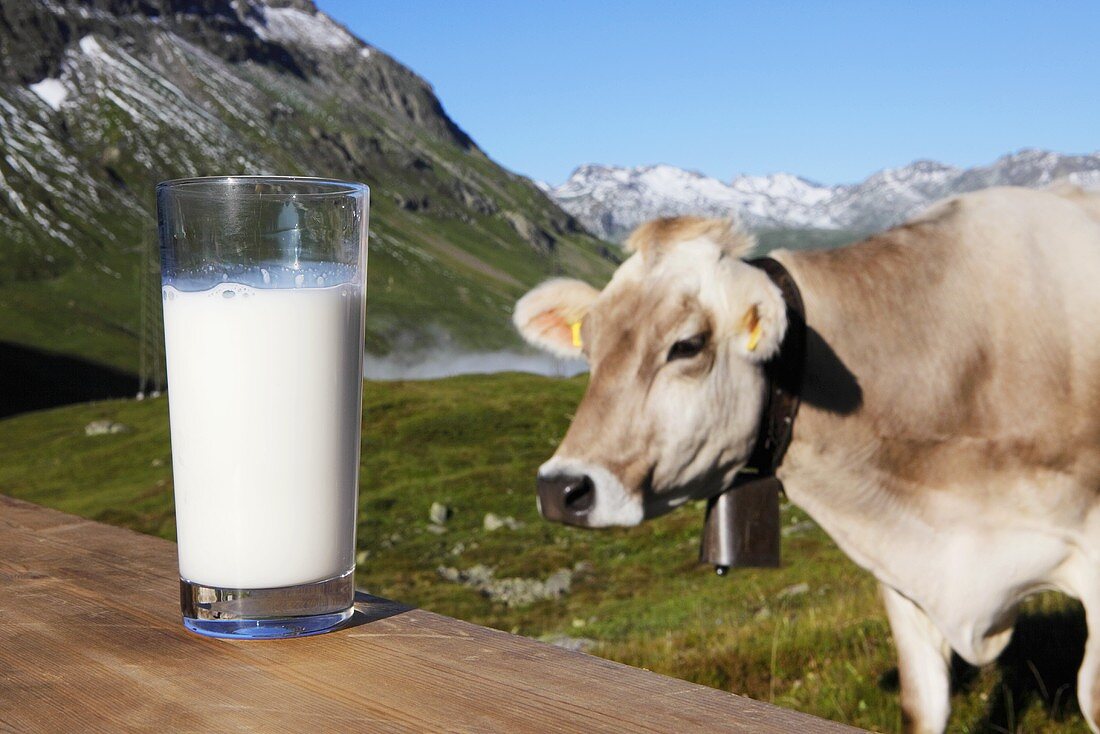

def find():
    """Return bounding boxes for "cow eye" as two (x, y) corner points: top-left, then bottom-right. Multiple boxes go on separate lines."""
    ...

(667, 333), (707, 361)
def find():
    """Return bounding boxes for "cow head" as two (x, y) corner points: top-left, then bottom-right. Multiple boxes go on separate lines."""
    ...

(514, 217), (788, 527)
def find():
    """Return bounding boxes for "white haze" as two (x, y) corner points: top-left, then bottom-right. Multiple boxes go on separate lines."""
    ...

(364, 350), (588, 381)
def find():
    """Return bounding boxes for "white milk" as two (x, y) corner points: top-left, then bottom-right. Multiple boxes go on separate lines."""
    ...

(163, 271), (364, 589)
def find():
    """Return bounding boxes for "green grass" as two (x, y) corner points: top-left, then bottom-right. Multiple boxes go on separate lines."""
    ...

(0, 373), (1087, 733)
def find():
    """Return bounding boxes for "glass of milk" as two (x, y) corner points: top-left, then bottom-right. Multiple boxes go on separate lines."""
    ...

(157, 176), (368, 639)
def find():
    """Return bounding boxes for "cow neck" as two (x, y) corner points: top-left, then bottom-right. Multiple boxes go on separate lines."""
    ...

(699, 256), (807, 574)
(741, 256), (807, 480)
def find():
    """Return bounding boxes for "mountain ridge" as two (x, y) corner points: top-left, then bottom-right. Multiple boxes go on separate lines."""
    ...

(0, 0), (615, 381)
(548, 149), (1100, 241)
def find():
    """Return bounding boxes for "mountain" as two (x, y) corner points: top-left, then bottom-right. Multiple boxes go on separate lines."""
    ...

(0, 0), (615, 386)
(548, 150), (1100, 241)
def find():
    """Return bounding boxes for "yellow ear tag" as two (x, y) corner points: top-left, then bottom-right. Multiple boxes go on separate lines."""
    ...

(747, 323), (763, 352)
(570, 321), (583, 348)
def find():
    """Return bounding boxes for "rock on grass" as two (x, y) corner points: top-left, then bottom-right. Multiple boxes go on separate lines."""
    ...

(777, 582), (810, 599)
(437, 564), (573, 608)
(539, 634), (597, 653)
(483, 512), (524, 532)
(84, 420), (129, 436)
(429, 501), (451, 525)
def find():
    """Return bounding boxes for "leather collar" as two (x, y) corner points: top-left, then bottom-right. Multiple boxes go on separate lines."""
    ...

(699, 255), (807, 573)
(741, 256), (807, 480)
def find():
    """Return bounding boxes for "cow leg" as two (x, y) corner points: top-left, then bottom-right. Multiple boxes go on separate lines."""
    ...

(881, 584), (952, 734)
(1077, 587), (1100, 733)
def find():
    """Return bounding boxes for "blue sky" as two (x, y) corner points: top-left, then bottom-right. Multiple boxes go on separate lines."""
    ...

(315, 1), (1100, 186)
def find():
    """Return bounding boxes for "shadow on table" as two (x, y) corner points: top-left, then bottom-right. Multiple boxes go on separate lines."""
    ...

(339, 591), (416, 631)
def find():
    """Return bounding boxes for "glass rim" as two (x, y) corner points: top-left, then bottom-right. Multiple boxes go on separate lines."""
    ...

(156, 175), (369, 199)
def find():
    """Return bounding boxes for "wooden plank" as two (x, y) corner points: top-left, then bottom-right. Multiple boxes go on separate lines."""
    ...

(0, 496), (864, 733)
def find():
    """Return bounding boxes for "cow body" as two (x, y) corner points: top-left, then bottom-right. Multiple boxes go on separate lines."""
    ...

(515, 186), (1100, 733)
(773, 186), (1100, 731)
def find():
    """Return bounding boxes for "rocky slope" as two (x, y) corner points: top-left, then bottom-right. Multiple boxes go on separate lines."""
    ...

(549, 150), (1100, 241)
(0, 0), (614, 381)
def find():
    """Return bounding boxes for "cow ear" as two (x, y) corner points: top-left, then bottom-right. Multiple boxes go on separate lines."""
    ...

(513, 278), (600, 359)
(734, 278), (787, 362)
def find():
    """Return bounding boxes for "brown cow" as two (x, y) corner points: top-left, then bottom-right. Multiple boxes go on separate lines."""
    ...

(514, 186), (1100, 733)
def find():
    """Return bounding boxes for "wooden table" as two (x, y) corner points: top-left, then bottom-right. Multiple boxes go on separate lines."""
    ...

(0, 495), (863, 732)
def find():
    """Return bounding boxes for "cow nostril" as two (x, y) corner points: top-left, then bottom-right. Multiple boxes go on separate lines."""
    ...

(537, 473), (595, 524)
(563, 476), (595, 512)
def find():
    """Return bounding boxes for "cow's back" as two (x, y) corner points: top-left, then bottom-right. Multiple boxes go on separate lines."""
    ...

(779, 185), (1100, 500)
(942, 187), (1100, 464)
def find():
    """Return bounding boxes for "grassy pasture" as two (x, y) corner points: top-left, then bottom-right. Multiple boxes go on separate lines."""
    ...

(0, 373), (1087, 733)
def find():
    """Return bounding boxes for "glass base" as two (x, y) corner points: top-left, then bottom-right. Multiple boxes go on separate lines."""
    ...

(180, 569), (354, 640)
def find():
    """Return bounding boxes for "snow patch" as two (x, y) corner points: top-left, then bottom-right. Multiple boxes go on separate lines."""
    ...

(248, 7), (357, 53)
(1068, 170), (1100, 189)
(29, 78), (68, 111)
(79, 34), (106, 58)
(552, 163), (833, 237)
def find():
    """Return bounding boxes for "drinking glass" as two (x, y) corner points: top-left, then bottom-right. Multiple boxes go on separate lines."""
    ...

(157, 176), (368, 639)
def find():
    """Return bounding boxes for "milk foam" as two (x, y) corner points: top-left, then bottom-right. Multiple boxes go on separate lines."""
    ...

(163, 268), (364, 589)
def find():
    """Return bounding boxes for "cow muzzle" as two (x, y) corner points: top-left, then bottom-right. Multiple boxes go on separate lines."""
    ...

(536, 472), (595, 526)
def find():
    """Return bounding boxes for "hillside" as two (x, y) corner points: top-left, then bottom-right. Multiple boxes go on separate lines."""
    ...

(0, 373), (1088, 733)
(0, 0), (616, 379)
(548, 150), (1100, 241)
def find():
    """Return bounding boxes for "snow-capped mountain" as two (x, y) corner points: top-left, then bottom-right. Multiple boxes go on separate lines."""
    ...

(548, 150), (1100, 241)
